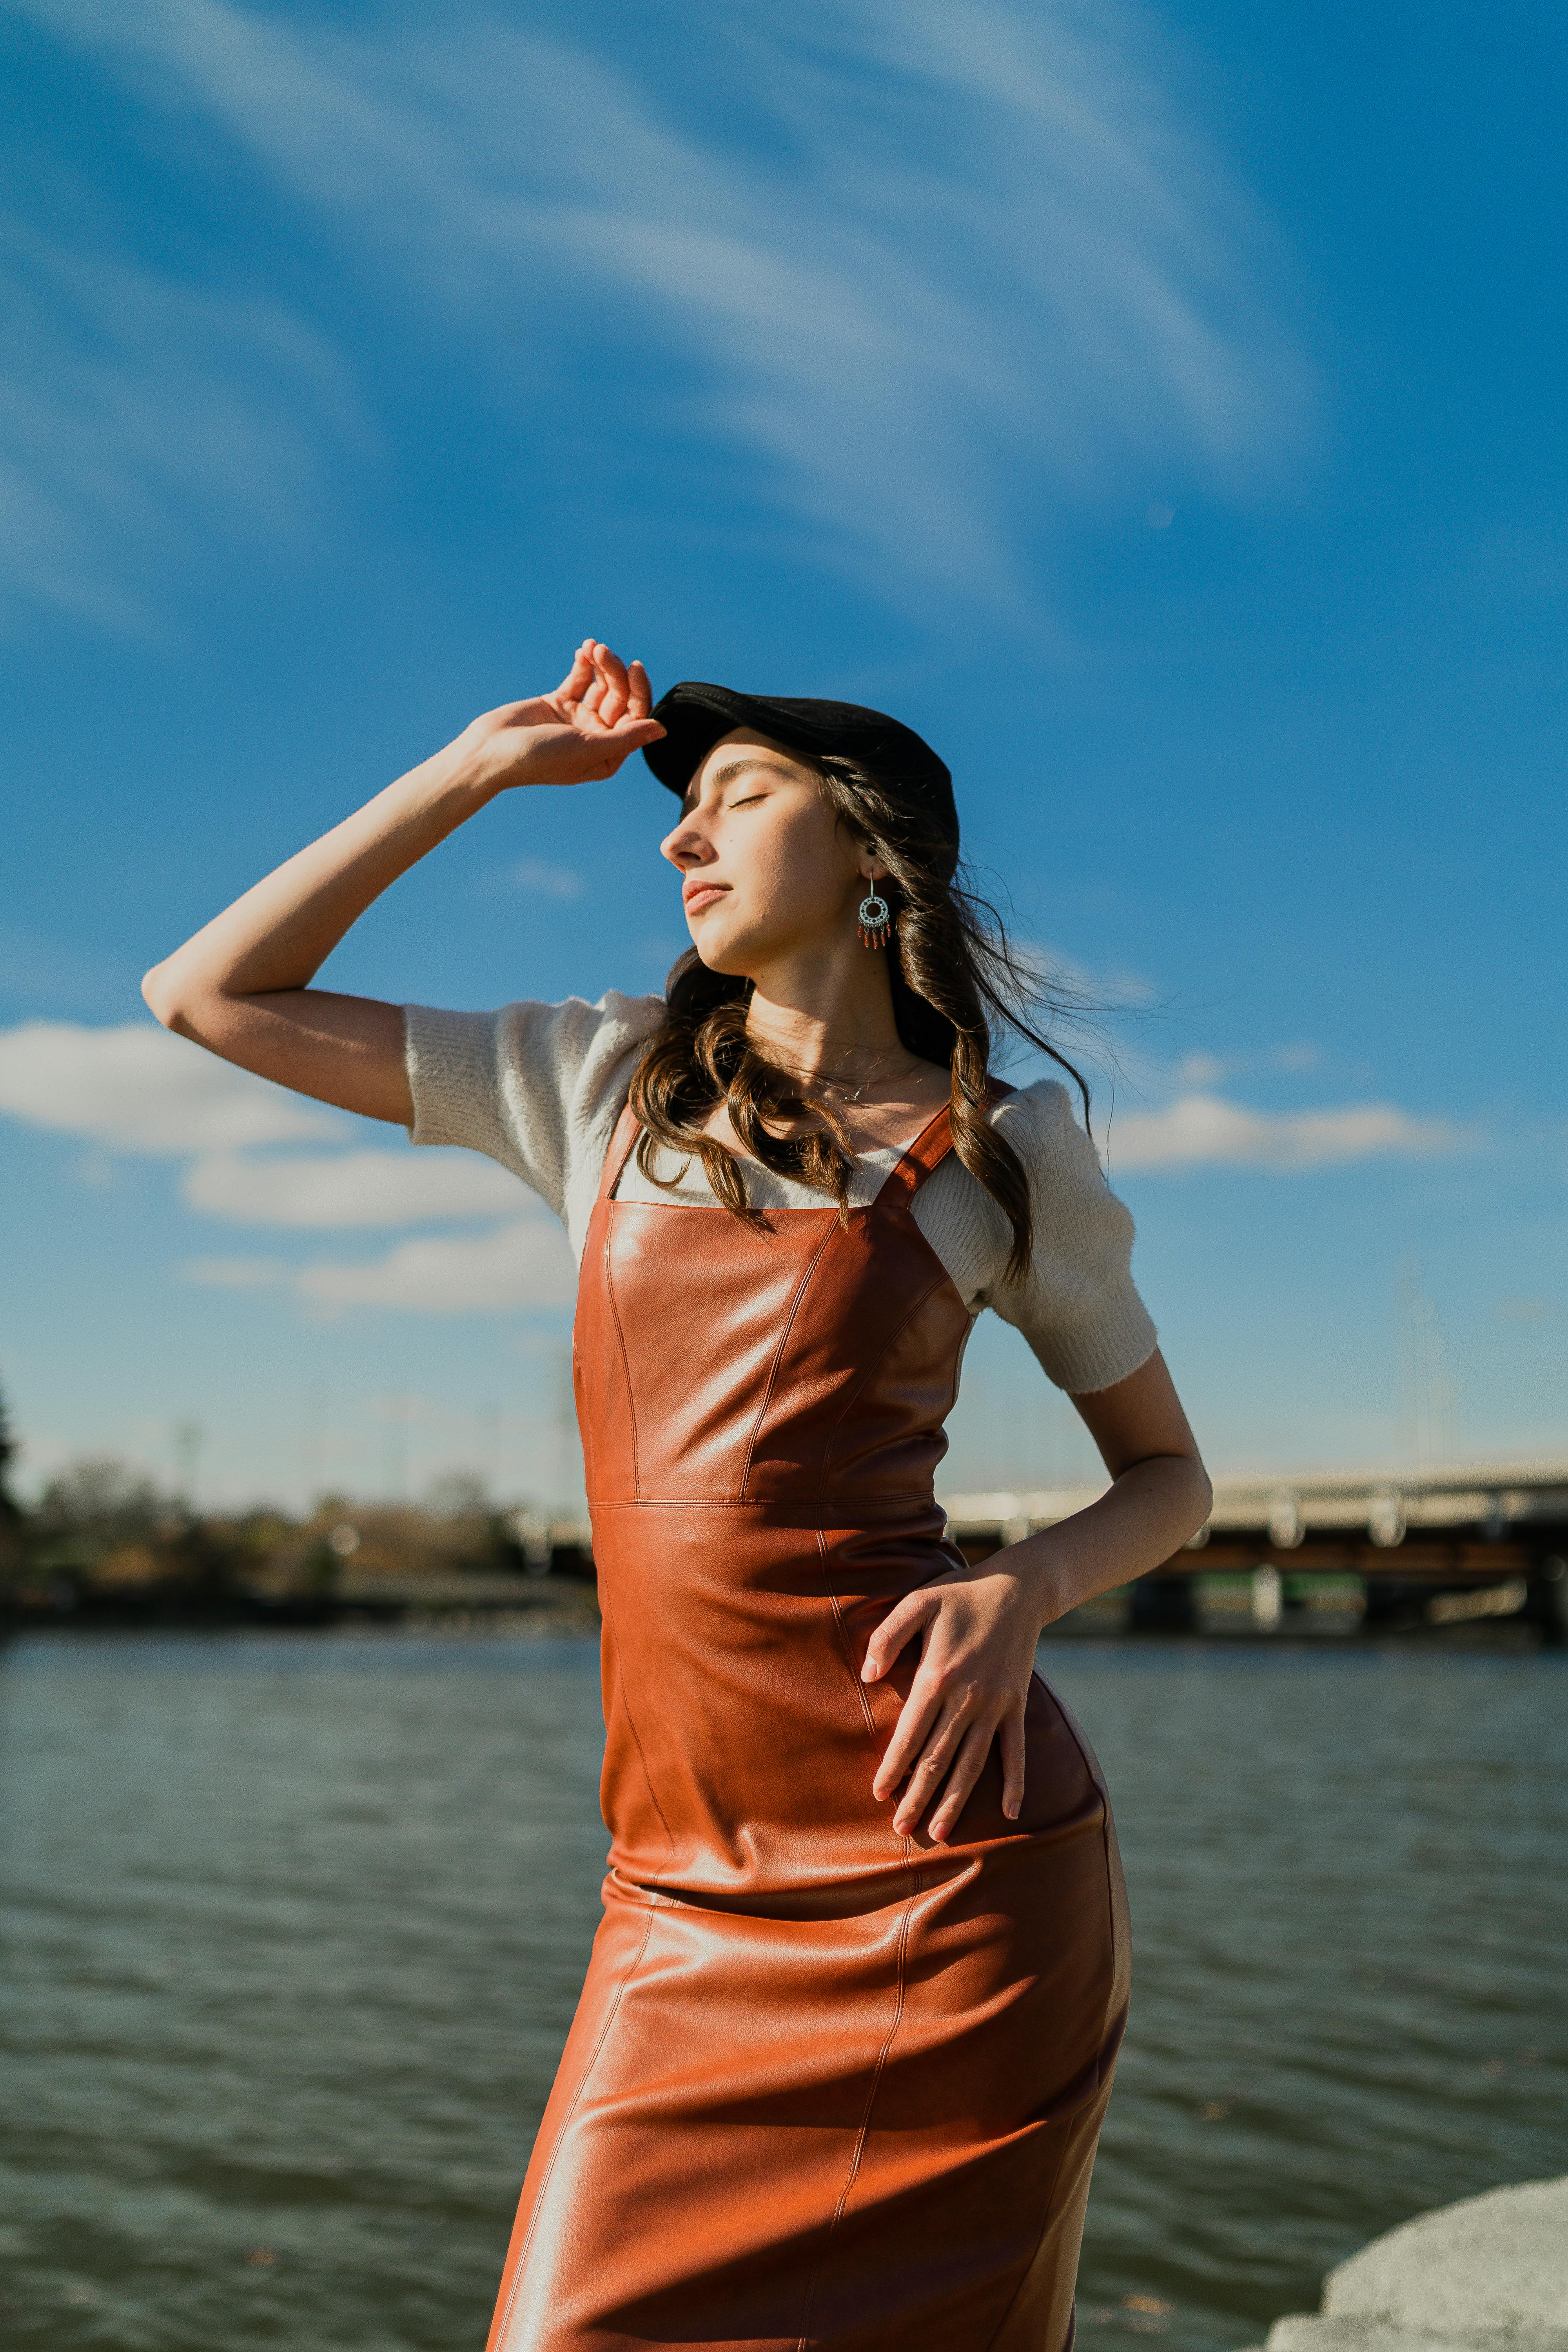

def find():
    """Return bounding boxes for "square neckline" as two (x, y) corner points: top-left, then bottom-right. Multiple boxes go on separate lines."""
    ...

(604, 1103), (954, 1213)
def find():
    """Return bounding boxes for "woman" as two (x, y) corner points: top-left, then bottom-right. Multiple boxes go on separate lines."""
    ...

(144, 640), (1210, 2352)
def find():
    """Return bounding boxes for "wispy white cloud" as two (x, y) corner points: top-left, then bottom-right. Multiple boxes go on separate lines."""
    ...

(296, 1220), (575, 1314)
(1176, 1042), (1324, 1087)
(509, 858), (584, 902)
(1107, 1092), (1462, 1174)
(181, 1218), (575, 1314)
(181, 1147), (524, 1226)
(13, 0), (1306, 616)
(0, 220), (354, 629)
(0, 1019), (343, 1152)
(0, 1019), (571, 1315)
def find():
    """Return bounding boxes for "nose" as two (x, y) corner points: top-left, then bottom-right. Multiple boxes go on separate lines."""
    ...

(660, 812), (713, 870)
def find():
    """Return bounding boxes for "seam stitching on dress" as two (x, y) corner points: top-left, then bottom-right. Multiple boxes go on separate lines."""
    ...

(491, 1893), (664, 2349)
(600, 1216), (640, 1499)
(822, 1528), (881, 1747)
(737, 1220), (839, 1500)
(599, 1577), (677, 1875)
(795, 1858), (921, 2352)
(818, 1265), (951, 1488)
(797, 1529), (924, 2352)
(598, 1105), (641, 1203)
(978, 2125), (1075, 2352)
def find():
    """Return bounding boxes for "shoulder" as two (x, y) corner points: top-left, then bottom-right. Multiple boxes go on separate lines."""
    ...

(977, 1074), (1157, 1392)
(989, 1077), (1119, 1210)
(490, 987), (665, 1062)
(488, 989), (664, 1099)
(401, 990), (666, 1239)
(405, 988), (664, 1123)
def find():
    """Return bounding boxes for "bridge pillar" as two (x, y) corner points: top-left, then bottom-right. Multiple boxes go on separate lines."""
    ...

(1525, 1557), (1567, 1647)
(1128, 1573), (1200, 1633)
(1252, 1564), (1283, 1629)
(1360, 1578), (1426, 1632)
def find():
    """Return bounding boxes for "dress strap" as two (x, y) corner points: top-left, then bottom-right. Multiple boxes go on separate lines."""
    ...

(878, 1079), (1017, 1209)
(880, 1105), (955, 1205)
(597, 1103), (643, 1203)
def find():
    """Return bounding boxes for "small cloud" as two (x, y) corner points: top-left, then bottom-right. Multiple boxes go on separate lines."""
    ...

(180, 1217), (575, 1315)
(182, 1148), (523, 1227)
(1176, 1041), (1322, 1087)
(1108, 1093), (1463, 1174)
(0, 1020), (344, 1153)
(294, 1218), (575, 1315)
(2, 1018), (576, 1316)
(509, 858), (583, 901)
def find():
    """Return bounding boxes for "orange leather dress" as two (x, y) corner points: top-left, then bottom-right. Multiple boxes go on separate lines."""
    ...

(485, 1103), (1131, 2352)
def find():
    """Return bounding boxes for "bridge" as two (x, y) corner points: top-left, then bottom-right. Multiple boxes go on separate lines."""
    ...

(938, 1457), (1568, 1638)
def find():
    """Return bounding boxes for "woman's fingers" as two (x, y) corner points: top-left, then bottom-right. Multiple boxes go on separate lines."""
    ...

(890, 1697), (972, 1837)
(543, 640), (657, 748)
(927, 1716), (998, 1844)
(554, 641), (595, 715)
(593, 642), (630, 728)
(871, 1668), (944, 1803)
(577, 645), (610, 728)
(861, 1591), (934, 1684)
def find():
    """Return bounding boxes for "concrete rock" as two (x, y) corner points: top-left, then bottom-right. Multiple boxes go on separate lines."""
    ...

(1259, 2178), (1568, 2352)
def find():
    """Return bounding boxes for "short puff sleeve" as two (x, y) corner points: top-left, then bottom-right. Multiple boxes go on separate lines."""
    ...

(982, 1080), (1157, 1394)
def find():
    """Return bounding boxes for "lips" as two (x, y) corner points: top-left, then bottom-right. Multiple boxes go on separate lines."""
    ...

(682, 882), (728, 914)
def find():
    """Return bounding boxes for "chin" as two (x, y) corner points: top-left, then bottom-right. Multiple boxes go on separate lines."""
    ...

(689, 914), (764, 976)
(693, 937), (758, 978)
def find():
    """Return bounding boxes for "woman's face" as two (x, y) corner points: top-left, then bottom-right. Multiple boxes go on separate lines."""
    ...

(659, 728), (870, 976)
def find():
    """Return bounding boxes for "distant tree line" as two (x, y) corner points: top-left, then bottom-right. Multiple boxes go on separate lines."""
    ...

(0, 1370), (542, 1628)
(0, 1376), (17, 1525)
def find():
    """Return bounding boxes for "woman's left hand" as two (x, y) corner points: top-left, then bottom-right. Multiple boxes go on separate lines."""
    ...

(860, 1555), (1049, 1842)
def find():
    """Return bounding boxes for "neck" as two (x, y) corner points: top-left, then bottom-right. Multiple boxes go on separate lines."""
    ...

(740, 945), (904, 1078)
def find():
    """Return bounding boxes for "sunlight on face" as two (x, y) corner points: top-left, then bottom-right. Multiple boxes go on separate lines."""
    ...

(658, 728), (867, 977)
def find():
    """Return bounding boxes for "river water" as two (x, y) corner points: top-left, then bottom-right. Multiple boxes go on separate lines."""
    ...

(2, 1630), (1563, 2352)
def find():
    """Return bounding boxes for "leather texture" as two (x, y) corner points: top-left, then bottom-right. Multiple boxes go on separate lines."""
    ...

(486, 1104), (1131, 2352)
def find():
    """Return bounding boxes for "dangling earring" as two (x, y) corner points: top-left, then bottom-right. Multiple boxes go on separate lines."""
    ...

(857, 882), (891, 949)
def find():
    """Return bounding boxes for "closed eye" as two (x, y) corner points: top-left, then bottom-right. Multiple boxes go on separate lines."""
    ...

(726, 792), (768, 810)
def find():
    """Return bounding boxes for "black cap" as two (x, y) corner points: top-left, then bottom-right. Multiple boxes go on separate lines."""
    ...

(644, 681), (959, 861)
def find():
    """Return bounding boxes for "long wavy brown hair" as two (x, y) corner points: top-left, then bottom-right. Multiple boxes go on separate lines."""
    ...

(627, 747), (1090, 1279)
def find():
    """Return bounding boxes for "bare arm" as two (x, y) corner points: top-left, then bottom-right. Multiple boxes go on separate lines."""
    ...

(1020, 1349), (1211, 1622)
(862, 1348), (1210, 1842)
(141, 642), (664, 1123)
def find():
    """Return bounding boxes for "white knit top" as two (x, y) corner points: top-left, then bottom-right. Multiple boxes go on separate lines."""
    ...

(403, 991), (1157, 1396)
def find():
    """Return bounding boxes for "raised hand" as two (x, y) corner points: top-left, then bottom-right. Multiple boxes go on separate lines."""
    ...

(459, 641), (665, 790)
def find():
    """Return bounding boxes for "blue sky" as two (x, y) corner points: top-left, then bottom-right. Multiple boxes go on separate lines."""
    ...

(2, 0), (1564, 1511)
